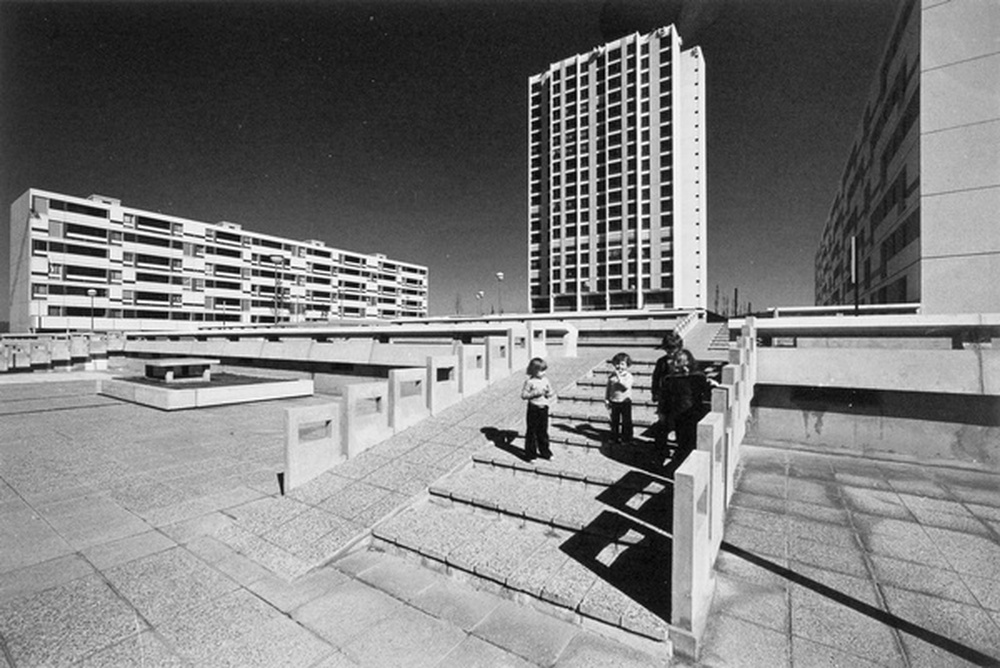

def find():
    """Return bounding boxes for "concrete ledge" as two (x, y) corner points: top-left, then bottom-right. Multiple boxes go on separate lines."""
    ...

(98, 377), (314, 411)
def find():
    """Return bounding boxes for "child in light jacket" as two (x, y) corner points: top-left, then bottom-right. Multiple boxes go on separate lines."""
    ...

(521, 357), (555, 460)
(605, 352), (634, 443)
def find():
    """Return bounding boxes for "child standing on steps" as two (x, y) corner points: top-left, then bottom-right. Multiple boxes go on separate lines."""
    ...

(521, 357), (555, 460)
(605, 352), (634, 443)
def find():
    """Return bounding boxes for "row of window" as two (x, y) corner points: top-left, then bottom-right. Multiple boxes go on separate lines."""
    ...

(36, 197), (426, 275)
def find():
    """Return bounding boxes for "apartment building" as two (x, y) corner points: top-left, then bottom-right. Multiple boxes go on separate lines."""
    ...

(815, 0), (1000, 314)
(8, 189), (428, 332)
(528, 25), (706, 313)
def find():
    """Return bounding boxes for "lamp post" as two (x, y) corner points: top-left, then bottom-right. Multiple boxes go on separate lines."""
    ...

(475, 291), (484, 316)
(269, 254), (283, 323)
(495, 272), (504, 315)
(87, 288), (97, 334)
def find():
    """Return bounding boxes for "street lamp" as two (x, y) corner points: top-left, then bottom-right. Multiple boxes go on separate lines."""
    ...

(269, 254), (283, 323)
(495, 272), (505, 315)
(87, 288), (97, 333)
(475, 291), (484, 316)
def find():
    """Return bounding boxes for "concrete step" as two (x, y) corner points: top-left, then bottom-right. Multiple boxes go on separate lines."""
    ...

(372, 486), (675, 645)
(428, 458), (673, 537)
(560, 389), (659, 409)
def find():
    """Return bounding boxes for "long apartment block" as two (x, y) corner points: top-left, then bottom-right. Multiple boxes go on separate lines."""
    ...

(528, 25), (706, 313)
(814, 0), (1000, 314)
(8, 188), (428, 332)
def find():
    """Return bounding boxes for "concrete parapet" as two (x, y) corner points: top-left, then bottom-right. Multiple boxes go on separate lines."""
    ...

(309, 339), (375, 363)
(12, 344), (31, 370)
(508, 325), (530, 371)
(426, 355), (460, 415)
(284, 402), (343, 491)
(49, 340), (71, 367)
(99, 377), (313, 410)
(759, 347), (1000, 395)
(485, 336), (510, 381)
(341, 382), (393, 458)
(456, 343), (487, 396)
(70, 336), (89, 360)
(527, 324), (548, 360)
(696, 411), (727, 557)
(29, 342), (51, 369)
(670, 449), (715, 659)
(388, 367), (429, 432)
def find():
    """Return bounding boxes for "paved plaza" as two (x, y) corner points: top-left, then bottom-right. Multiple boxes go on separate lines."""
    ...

(1, 358), (999, 666)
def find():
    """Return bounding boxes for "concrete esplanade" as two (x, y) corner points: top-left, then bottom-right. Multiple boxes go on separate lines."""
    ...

(1, 310), (998, 666)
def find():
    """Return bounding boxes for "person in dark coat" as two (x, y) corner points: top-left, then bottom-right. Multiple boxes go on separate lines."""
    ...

(651, 333), (685, 448)
(651, 334), (718, 459)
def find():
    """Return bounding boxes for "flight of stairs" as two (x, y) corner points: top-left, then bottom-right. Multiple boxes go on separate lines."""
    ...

(369, 350), (688, 656)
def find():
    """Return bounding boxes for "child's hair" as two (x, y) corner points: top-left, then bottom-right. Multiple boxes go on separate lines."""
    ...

(526, 357), (547, 376)
(611, 352), (632, 366)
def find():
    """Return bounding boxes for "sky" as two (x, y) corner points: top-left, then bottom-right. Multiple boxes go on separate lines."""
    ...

(0, 0), (898, 319)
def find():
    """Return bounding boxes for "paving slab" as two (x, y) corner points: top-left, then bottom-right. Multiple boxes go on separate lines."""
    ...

(246, 567), (349, 613)
(341, 604), (466, 668)
(698, 613), (790, 667)
(471, 598), (581, 666)
(434, 634), (536, 668)
(0, 574), (144, 667)
(293, 578), (406, 646)
(103, 547), (240, 625)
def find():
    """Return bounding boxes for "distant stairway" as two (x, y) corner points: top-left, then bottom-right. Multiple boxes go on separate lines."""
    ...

(371, 358), (690, 656)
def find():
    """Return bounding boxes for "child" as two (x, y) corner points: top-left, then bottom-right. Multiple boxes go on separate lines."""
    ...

(521, 357), (555, 460)
(605, 352), (634, 443)
(651, 332), (685, 448)
(668, 349), (720, 460)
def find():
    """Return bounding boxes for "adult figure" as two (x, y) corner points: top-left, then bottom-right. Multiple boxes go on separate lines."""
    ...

(651, 332), (684, 449)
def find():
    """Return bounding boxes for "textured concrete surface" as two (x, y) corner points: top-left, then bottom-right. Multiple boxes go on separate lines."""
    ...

(2, 356), (999, 666)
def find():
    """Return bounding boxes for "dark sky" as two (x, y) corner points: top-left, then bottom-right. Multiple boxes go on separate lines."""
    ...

(0, 0), (897, 318)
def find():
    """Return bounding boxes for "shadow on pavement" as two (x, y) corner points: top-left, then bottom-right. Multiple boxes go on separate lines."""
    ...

(721, 542), (1000, 667)
(480, 426), (533, 461)
(561, 510), (673, 624)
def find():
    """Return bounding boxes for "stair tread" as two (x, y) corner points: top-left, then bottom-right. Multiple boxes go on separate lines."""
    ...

(374, 501), (671, 640)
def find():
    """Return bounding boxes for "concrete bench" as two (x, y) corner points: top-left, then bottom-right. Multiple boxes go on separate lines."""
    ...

(144, 358), (220, 384)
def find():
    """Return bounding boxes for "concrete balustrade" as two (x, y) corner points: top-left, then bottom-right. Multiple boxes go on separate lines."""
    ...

(340, 382), (394, 459)
(426, 355), (460, 415)
(527, 325), (548, 360)
(671, 318), (757, 658)
(456, 343), (487, 396)
(671, 449), (714, 659)
(388, 367), (429, 431)
(29, 342), (51, 368)
(283, 402), (342, 490)
(69, 336), (89, 362)
(484, 336), (511, 380)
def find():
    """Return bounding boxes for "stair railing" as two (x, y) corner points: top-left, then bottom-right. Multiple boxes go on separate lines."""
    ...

(670, 316), (756, 658)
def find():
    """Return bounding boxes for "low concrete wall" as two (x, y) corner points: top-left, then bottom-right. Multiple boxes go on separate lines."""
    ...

(485, 336), (511, 381)
(749, 386), (1000, 470)
(758, 347), (1000, 395)
(284, 402), (342, 491)
(98, 378), (314, 411)
(340, 382), (393, 458)
(427, 355), (460, 415)
(670, 318), (757, 659)
(671, 450), (715, 659)
(388, 367), (428, 431)
(457, 343), (487, 396)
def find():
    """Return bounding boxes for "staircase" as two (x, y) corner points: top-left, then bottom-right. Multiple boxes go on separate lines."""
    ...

(369, 352), (689, 657)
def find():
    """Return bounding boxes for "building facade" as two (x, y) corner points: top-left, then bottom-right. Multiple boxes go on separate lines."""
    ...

(528, 26), (707, 313)
(8, 189), (428, 332)
(815, 0), (1000, 314)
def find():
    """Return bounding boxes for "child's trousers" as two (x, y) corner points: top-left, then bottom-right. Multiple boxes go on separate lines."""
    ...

(525, 403), (551, 458)
(609, 399), (633, 440)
